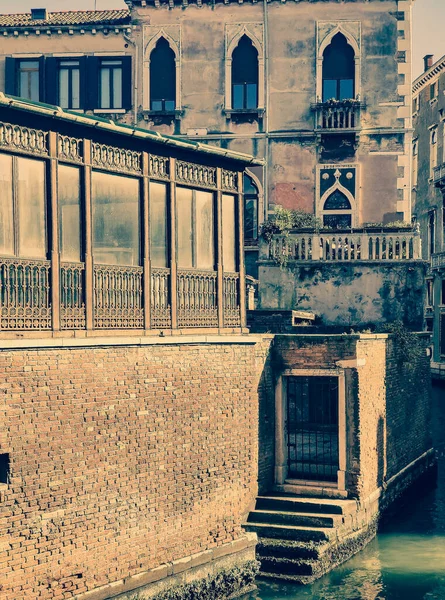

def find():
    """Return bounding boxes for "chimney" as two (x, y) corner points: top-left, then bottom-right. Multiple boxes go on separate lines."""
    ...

(424, 54), (434, 72)
(31, 8), (48, 20)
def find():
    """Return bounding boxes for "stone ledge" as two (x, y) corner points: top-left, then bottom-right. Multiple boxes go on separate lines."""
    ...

(74, 534), (257, 600)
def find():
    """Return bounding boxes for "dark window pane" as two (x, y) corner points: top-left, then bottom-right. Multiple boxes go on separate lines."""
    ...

(92, 171), (140, 266)
(177, 187), (193, 268)
(150, 182), (168, 268)
(233, 84), (244, 109)
(150, 38), (176, 110)
(222, 194), (237, 272)
(59, 165), (81, 262)
(246, 83), (258, 109)
(322, 80), (337, 102)
(244, 197), (258, 241)
(0, 153), (13, 256)
(232, 35), (258, 85)
(195, 191), (214, 269)
(323, 214), (352, 229)
(17, 157), (46, 258)
(339, 79), (354, 100)
(324, 190), (351, 211)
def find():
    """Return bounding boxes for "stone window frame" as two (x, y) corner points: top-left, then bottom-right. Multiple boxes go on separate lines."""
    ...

(316, 23), (361, 103)
(143, 29), (182, 115)
(274, 369), (347, 493)
(315, 164), (359, 228)
(430, 125), (438, 180)
(224, 25), (265, 114)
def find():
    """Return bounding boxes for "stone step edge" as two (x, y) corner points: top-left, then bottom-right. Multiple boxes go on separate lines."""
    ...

(250, 509), (341, 521)
(243, 522), (336, 540)
(257, 495), (357, 513)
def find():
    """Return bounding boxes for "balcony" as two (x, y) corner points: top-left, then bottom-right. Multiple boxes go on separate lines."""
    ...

(312, 99), (364, 132)
(433, 164), (445, 188)
(431, 252), (445, 270)
(264, 229), (422, 263)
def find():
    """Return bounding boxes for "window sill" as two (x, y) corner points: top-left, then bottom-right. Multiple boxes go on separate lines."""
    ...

(93, 109), (126, 114)
(224, 108), (265, 118)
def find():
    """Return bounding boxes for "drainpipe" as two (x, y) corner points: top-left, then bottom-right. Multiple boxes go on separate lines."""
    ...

(263, 0), (270, 223)
(124, 30), (138, 126)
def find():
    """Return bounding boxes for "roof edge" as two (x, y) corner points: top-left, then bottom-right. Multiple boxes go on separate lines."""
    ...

(0, 93), (263, 166)
(413, 54), (445, 94)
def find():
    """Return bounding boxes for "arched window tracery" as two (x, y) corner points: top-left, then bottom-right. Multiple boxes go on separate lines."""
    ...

(232, 35), (259, 110)
(322, 33), (355, 102)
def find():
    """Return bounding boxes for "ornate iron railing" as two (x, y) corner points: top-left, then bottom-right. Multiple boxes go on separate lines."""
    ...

(149, 154), (170, 180)
(312, 101), (363, 131)
(177, 270), (218, 327)
(151, 268), (171, 329)
(176, 161), (217, 188)
(0, 259), (51, 330)
(223, 273), (241, 328)
(0, 121), (48, 155)
(267, 230), (421, 263)
(432, 252), (445, 270)
(93, 264), (144, 329)
(221, 170), (238, 192)
(433, 164), (445, 187)
(60, 263), (85, 329)
(91, 143), (142, 175)
(58, 135), (83, 164)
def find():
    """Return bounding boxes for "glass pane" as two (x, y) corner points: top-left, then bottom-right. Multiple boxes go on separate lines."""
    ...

(29, 70), (39, 102)
(151, 100), (163, 111)
(59, 68), (69, 108)
(149, 182), (168, 268)
(322, 79), (337, 102)
(0, 154), (14, 255)
(195, 191), (214, 270)
(222, 194), (237, 272)
(112, 67), (122, 109)
(17, 157), (46, 259)
(244, 196), (258, 241)
(92, 171), (140, 266)
(233, 84), (244, 109)
(165, 100), (175, 112)
(100, 68), (110, 109)
(176, 187), (193, 268)
(72, 68), (80, 109)
(246, 83), (257, 109)
(59, 165), (81, 262)
(339, 79), (354, 100)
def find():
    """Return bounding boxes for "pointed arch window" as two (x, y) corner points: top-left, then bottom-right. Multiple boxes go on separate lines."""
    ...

(232, 36), (259, 110)
(322, 190), (352, 229)
(322, 33), (355, 102)
(243, 173), (259, 242)
(150, 37), (176, 112)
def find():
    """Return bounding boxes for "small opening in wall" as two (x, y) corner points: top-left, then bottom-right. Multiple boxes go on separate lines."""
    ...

(0, 454), (10, 484)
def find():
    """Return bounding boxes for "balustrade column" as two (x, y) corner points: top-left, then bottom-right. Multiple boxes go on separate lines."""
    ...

(142, 152), (151, 330)
(216, 168), (224, 329)
(169, 157), (178, 329)
(83, 139), (94, 330)
(360, 235), (369, 259)
(48, 131), (60, 331)
(237, 170), (246, 329)
(312, 234), (321, 260)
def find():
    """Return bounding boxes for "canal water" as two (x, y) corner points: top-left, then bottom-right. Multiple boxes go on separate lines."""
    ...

(243, 382), (445, 600)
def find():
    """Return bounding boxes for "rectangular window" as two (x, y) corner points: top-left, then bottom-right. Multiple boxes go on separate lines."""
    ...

(99, 60), (123, 110)
(92, 171), (140, 266)
(17, 157), (46, 259)
(17, 60), (40, 101)
(430, 128), (438, 178)
(232, 83), (258, 110)
(222, 194), (237, 272)
(149, 181), (169, 268)
(176, 187), (215, 269)
(0, 154), (14, 256)
(429, 211), (436, 257)
(322, 79), (354, 102)
(430, 82), (438, 100)
(58, 60), (80, 110)
(59, 165), (81, 262)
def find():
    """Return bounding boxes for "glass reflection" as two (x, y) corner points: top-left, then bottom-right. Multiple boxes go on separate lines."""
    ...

(59, 165), (81, 262)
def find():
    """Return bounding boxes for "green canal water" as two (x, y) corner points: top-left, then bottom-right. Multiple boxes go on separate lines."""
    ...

(242, 382), (445, 600)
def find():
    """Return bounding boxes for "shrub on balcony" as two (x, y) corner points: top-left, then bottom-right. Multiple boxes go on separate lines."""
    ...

(260, 207), (322, 242)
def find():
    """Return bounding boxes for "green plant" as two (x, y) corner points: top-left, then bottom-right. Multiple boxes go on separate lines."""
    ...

(363, 221), (412, 229)
(260, 207), (322, 242)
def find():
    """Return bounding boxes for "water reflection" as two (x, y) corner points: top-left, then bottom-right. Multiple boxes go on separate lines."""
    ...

(243, 383), (445, 600)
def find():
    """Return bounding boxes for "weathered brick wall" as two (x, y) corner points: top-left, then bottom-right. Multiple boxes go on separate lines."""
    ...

(384, 334), (432, 480)
(0, 338), (272, 600)
(272, 335), (358, 370)
(256, 339), (276, 494)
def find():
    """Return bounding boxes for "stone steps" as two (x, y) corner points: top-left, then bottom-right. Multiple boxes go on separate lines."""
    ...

(243, 492), (362, 583)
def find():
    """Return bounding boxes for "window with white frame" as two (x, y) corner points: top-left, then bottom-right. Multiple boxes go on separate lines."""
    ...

(431, 127), (438, 178)
(413, 139), (418, 188)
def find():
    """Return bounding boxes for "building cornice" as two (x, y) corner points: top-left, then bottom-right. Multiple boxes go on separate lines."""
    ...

(413, 54), (445, 95)
(126, 0), (407, 6)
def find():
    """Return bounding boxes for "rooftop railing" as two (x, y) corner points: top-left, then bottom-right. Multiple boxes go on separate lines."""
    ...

(264, 229), (422, 263)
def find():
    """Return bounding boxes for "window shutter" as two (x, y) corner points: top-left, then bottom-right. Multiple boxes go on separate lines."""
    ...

(44, 57), (58, 105)
(4, 57), (17, 95)
(85, 56), (99, 110)
(121, 56), (132, 110)
(38, 55), (45, 102)
(79, 56), (87, 110)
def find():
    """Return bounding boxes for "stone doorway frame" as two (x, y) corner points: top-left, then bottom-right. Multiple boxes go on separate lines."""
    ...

(275, 369), (347, 493)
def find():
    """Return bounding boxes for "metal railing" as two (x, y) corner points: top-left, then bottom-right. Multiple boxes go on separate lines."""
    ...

(431, 252), (445, 270)
(312, 100), (364, 131)
(177, 270), (218, 328)
(266, 230), (422, 263)
(433, 164), (445, 187)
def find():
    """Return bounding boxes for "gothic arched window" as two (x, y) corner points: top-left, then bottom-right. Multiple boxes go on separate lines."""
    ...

(322, 189), (352, 229)
(243, 173), (259, 242)
(322, 33), (355, 102)
(150, 38), (176, 112)
(232, 36), (259, 110)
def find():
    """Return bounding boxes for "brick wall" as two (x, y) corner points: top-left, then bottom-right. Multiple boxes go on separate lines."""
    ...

(0, 337), (272, 600)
